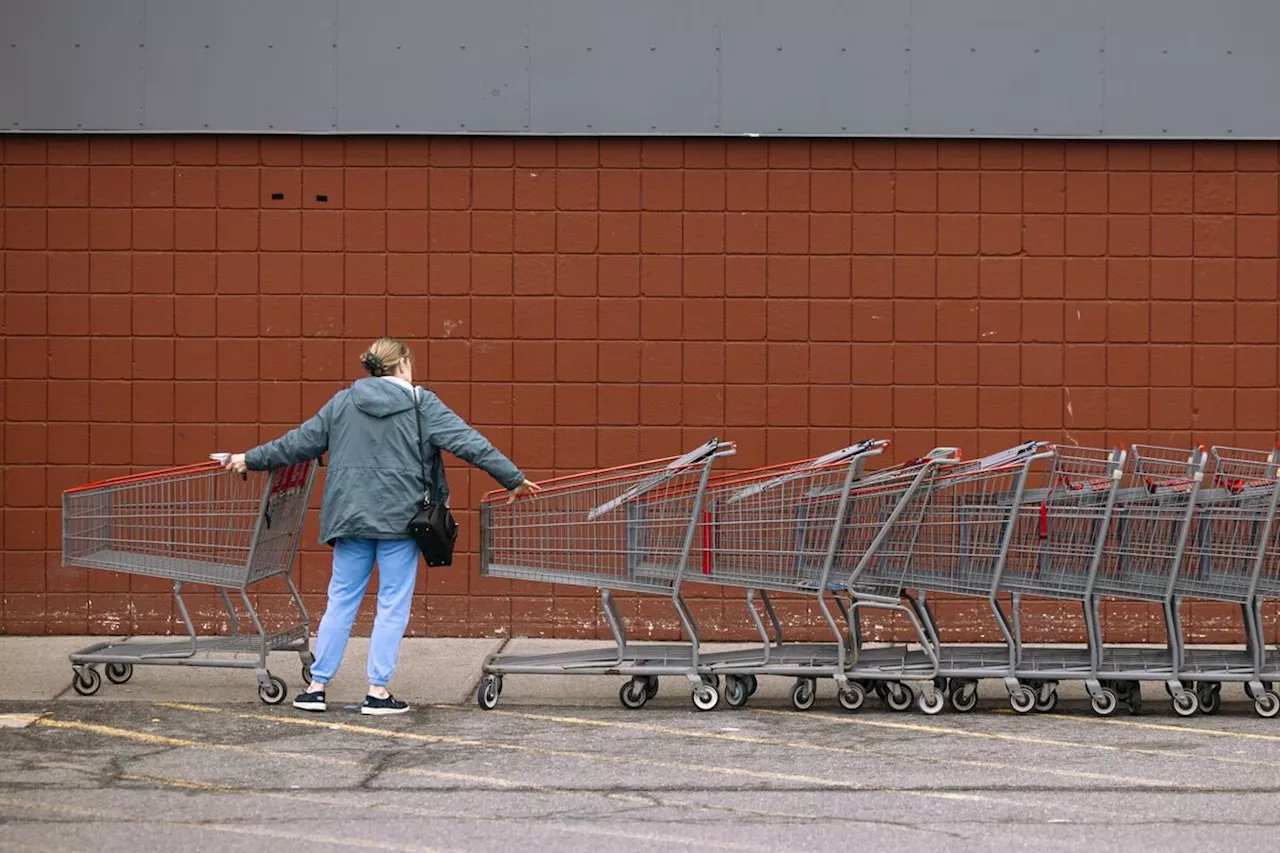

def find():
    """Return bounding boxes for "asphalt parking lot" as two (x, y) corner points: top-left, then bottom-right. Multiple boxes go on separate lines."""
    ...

(5, 690), (1280, 853)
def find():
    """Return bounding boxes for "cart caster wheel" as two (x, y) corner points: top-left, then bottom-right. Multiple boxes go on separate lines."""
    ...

(105, 663), (133, 685)
(1198, 686), (1221, 715)
(949, 682), (979, 713)
(918, 690), (946, 716)
(837, 682), (866, 712)
(300, 664), (312, 685)
(743, 674), (758, 697)
(620, 679), (649, 710)
(700, 674), (721, 691)
(643, 676), (660, 699)
(1172, 691), (1199, 717)
(692, 684), (720, 712)
(1010, 685), (1037, 714)
(1035, 690), (1059, 714)
(790, 678), (817, 712)
(1091, 688), (1118, 717)
(885, 683), (915, 712)
(477, 675), (501, 710)
(934, 676), (950, 697)
(258, 675), (287, 705)
(1254, 691), (1280, 719)
(724, 676), (750, 709)
(1123, 684), (1141, 715)
(72, 667), (101, 697)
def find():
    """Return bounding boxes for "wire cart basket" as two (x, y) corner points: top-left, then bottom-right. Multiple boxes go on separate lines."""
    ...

(841, 441), (1053, 713)
(477, 439), (737, 711)
(1168, 446), (1280, 717)
(61, 459), (317, 703)
(693, 443), (958, 714)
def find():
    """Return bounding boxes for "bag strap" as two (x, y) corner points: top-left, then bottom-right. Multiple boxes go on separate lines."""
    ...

(411, 387), (432, 508)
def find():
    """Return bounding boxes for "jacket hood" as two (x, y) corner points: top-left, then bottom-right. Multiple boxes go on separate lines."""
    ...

(350, 376), (416, 418)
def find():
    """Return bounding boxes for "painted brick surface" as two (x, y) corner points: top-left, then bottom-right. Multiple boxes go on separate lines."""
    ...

(3, 135), (1279, 643)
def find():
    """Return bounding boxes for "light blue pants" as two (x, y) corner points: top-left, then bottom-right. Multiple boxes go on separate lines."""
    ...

(310, 537), (419, 688)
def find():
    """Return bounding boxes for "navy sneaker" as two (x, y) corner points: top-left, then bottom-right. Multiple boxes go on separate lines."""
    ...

(293, 689), (326, 712)
(361, 693), (409, 715)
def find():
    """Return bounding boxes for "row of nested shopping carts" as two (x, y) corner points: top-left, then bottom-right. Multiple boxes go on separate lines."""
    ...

(478, 438), (1280, 718)
(57, 438), (1280, 718)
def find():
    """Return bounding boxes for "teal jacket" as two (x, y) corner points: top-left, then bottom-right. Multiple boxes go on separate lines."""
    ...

(245, 377), (524, 545)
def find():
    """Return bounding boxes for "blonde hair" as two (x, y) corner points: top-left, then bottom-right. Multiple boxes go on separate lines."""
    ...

(359, 337), (413, 377)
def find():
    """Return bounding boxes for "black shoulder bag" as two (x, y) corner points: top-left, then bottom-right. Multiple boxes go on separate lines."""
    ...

(406, 387), (459, 567)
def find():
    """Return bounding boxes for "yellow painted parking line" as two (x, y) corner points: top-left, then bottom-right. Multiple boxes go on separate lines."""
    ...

(181, 824), (449, 853)
(0, 795), (450, 853)
(29, 715), (809, 838)
(155, 702), (1009, 805)
(35, 718), (204, 748)
(445, 705), (1172, 789)
(45, 759), (775, 853)
(27, 732), (977, 835)
(1047, 713), (1280, 744)
(34, 718), (607, 796)
(0, 714), (41, 729)
(746, 708), (1280, 770)
(34, 715), (906, 835)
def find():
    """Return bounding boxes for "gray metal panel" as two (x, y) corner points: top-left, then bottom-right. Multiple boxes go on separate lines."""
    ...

(4, 0), (1280, 138)
(528, 0), (719, 134)
(337, 0), (529, 132)
(1102, 0), (1280, 137)
(143, 0), (336, 132)
(719, 1), (909, 135)
(907, 0), (1107, 136)
(0, 0), (145, 130)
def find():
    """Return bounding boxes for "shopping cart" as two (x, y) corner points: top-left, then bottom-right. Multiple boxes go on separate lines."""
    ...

(694, 444), (960, 713)
(994, 445), (1125, 714)
(1082, 445), (1208, 716)
(842, 442), (1055, 713)
(688, 443), (1039, 715)
(61, 459), (317, 703)
(1250, 448), (1280, 715)
(1169, 446), (1280, 717)
(477, 439), (736, 710)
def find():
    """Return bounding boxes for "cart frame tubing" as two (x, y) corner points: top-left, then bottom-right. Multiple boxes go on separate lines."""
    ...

(1175, 447), (1280, 692)
(704, 441), (890, 670)
(1074, 460), (1126, 676)
(663, 447), (722, 680)
(1083, 447), (1207, 696)
(844, 460), (947, 679)
(910, 452), (1052, 682)
(798, 455), (864, 687)
(479, 440), (733, 679)
(998, 449), (1126, 682)
(585, 443), (727, 674)
(845, 448), (1050, 690)
(1242, 483), (1280, 680)
(981, 451), (1056, 676)
(1247, 451), (1280, 679)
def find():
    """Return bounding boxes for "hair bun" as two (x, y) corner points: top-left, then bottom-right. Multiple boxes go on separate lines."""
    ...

(360, 352), (385, 375)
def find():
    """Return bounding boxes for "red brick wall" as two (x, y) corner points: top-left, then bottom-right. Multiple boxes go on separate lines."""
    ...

(3, 134), (1278, 643)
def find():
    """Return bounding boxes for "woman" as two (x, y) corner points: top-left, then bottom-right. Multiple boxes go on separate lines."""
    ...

(224, 337), (537, 715)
